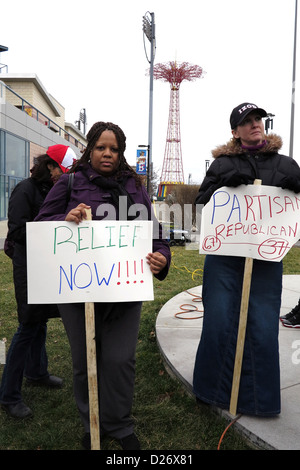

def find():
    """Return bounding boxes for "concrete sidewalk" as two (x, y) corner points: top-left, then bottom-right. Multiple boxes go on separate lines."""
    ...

(156, 276), (300, 450)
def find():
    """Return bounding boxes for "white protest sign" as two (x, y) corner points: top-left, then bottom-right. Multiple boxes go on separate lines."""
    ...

(27, 220), (154, 303)
(200, 185), (300, 262)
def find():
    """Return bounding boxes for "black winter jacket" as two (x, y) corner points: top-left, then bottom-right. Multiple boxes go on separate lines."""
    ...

(195, 134), (300, 205)
(6, 178), (59, 323)
(7, 178), (51, 245)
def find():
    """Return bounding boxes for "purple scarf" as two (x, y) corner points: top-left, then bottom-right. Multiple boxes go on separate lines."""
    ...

(241, 140), (267, 152)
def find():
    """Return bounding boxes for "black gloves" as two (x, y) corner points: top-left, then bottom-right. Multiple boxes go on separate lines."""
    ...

(221, 172), (254, 188)
(277, 176), (300, 193)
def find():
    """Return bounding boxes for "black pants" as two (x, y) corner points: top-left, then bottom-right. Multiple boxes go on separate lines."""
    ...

(59, 301), (142, 439)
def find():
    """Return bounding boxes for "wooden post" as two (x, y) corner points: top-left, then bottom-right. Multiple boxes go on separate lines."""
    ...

(84, 208), (100, 450)
(229, 179), (262, 416)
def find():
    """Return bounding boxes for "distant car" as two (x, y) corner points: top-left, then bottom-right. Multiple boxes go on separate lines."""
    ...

(168, 229), (191, 246)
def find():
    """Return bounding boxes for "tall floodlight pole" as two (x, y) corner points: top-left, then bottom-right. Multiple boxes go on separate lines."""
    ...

(290, 0), (298, 158)
(142, 12), (156, 193)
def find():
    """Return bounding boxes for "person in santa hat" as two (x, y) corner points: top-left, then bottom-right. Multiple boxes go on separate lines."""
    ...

(46, 145), (77, 182)
(0, 144), (76, 419)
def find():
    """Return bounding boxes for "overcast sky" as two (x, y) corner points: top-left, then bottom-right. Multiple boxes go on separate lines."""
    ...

(1, 0), (298, 184)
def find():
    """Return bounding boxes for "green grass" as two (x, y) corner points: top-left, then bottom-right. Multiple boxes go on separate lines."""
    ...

(1, 247), (300, 450)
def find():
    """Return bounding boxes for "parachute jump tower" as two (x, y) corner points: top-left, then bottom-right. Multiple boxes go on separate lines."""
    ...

(153, 61), (204, 198)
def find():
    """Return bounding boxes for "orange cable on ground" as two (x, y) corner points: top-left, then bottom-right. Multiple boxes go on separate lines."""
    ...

(174, 291), (204, 320)
(217, 414), (242, 450)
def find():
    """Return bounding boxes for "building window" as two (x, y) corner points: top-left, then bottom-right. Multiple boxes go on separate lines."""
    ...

(0, 130), (29, 219)
(5, 132), (29, 177)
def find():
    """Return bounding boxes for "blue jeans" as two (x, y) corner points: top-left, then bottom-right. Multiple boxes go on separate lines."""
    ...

(0, 322), (48, 404)
(193, 255), (282, 416)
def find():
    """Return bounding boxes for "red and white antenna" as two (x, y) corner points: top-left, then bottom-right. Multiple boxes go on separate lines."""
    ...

(153, 61), (204, 197)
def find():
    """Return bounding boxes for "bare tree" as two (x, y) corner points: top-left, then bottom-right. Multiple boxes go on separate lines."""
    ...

(167, 184), (200, 229)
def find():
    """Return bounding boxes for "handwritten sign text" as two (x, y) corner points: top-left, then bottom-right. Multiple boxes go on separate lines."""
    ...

(200, 185), (300, 261)
(27, 220), (154, 303)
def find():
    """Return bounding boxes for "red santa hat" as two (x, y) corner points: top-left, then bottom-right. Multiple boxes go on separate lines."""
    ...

(46, 145), (76, 173)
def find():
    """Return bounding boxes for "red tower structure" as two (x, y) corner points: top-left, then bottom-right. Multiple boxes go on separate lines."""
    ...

(153, 61), (204, 198)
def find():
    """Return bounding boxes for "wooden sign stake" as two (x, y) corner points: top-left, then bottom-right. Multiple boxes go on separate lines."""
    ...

(84, 208), (100, 450)
(229, 179), (262, 416)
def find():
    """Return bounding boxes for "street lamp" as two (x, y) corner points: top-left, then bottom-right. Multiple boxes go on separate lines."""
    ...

(0, 45), (8, 73)
(265, 113), (275, 135)
(142, 12), (156, 193)
(75, 108), (87, 135)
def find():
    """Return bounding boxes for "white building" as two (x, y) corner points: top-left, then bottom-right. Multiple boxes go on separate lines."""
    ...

(0, 73), (87, 220)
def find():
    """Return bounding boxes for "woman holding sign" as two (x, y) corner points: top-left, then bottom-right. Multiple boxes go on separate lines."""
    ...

(36, 121), (171, 450)
(193, 102), (300, 417)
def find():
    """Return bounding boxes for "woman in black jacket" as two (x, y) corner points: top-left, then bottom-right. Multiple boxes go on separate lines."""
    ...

(193, 102), (300, 417)
(0, 145), (75, 419)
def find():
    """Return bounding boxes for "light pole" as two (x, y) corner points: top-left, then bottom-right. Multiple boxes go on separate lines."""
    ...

(75, 108), (87, 135)
(265, 113), (275, 135)
(0, 45), (8, 73)
(290, 0), (298, 158)
(142, 12), (156, 193)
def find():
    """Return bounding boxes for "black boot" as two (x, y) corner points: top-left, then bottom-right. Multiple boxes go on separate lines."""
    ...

(118, 433), (140, 450)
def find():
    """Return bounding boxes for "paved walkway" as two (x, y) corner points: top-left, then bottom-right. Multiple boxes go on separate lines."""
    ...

(156, 276), (300, 450)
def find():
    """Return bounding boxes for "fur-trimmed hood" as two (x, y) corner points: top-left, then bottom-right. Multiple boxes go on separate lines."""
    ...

(211, 133), (283, 159)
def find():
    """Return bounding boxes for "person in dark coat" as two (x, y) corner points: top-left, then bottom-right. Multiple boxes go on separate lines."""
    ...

(0, 145), (76, 419)
(36, 121), (171, 450)
(193, 102), (300, 417)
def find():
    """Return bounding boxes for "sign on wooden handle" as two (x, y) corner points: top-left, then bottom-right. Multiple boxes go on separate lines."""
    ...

(84, 207), (100, 450)
(229, 179), (262, 416)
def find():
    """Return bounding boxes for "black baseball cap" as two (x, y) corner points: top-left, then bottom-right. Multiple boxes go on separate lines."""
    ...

(230, 102), (267, 129)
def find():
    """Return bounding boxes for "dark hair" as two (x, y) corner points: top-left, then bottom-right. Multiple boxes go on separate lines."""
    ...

(30, 154), (59, 182)
(71, 121), (141, 186)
